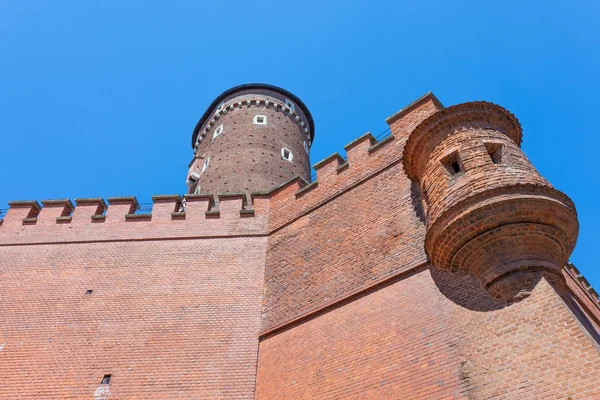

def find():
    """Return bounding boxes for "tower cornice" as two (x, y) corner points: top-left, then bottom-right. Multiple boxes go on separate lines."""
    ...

(191, 83), (315, 148)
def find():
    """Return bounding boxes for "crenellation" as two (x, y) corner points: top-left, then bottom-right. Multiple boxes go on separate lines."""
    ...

(2, 85), (600, 399)
(312, 153), (345, 180)
(39, 199), (74, 224)
(72, 197), (106, 223)
(344, 132), (375, 164)
(3, 200), (41, 227)
(367, 134), (395, 154)
(295, 181), (318, 198)
(151, 194), (181, 220)
(105, 197), (139, 222)
(0, 190), (266, 246)
(218, 193), (246, 219)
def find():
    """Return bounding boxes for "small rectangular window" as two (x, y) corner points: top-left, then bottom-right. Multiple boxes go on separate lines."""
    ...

(213, 125), (223, 139)
(86, 290), (93, 295)
(202, 157), (210, 173)
(484, 142), (503, 164)
(441, 151), (463, 176)
(101, 375), (111, 385)
(285, 99), (295, 111)
(281, 148), (293, 162)
(253, 115), (267, 125)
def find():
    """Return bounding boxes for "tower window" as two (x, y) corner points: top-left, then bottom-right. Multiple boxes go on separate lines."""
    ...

(101, 375), (111, 385)
(213, 125), (223, 139)
(484, 142), (504, 164)
(216, 102), (224, 111)
(441, 151), (463, 177)
(281, 148), (293, 162)
(285, 99), (295, 111)
(86, 290), (93, 295)
(254, 115), (267, 125)
(187, 172), (200, 186)
(303, 141), (309, 153)
(202, 157), (210, 173)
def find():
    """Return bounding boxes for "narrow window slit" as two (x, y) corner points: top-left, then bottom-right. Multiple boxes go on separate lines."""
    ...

(85, 290), (93, 295)
(101, 375), (111, 385)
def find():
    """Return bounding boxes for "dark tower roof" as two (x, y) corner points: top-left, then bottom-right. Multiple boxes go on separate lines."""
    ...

(191, 83), (315, 148)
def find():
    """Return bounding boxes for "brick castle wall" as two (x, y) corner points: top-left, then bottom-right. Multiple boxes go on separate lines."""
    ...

(1, 89), (599, 399)
(256, 268), (600, 399)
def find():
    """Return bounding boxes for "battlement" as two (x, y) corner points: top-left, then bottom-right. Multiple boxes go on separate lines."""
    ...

(2, 86), (600, 400)
(0, 194), (268, 245)
(255, 93), (442, 233)
(0, 93), (443, 244)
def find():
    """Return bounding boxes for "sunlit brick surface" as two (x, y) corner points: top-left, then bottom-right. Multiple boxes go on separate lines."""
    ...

(1, 90), (599, 399)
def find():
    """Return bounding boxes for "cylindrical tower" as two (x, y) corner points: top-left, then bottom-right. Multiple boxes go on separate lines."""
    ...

(186, 84), (314, 195)
(403, 102), (579, 301)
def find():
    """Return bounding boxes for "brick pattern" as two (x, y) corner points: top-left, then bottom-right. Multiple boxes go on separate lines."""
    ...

(261, 162), (427, 332)
(403, 102), (579, 301)
(259, 97), (444, 333)
(0, 195), (268, 245)
(0, 237), (267, 399)
(190, 91), (311, 195)
(2, 91), (599, 399)
(256, 268), (600, 399)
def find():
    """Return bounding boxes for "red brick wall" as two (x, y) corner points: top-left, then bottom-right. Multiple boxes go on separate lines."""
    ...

(261, 161), (427, 333)
(0, 236), (267, 398)
(2, 92), (599, 399)
(259, 93), (442, 334)
(256, 268), (600, 399)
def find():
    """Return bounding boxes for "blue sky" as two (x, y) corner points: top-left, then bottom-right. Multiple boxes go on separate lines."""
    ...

(1, 1), (599, 289)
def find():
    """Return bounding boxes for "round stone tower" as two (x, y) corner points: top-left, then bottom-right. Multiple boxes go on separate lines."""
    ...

(186, 84), (314, 195)
(403, 102), (579, 302)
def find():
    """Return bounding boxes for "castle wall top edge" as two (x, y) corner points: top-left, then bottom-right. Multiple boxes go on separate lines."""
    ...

(385, 91), (444, 125)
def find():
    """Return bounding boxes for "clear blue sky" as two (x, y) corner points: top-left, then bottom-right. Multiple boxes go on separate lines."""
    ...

(1, 1), (599, 289)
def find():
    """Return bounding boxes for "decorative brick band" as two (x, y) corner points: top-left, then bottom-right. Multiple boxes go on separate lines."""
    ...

(194, 98), (312, 148)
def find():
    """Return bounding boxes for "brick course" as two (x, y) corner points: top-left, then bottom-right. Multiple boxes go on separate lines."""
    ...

(1, 87), (599, 399)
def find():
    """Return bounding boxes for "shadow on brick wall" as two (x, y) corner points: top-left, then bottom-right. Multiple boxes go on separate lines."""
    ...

(429, 266), (509, 312)
(410, 181), (426, 225)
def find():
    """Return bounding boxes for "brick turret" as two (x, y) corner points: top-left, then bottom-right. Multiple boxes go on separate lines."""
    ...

(403, 101), (579, 301)
(187, 84), (314, 195)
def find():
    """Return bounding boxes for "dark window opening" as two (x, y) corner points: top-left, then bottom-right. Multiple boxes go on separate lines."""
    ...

(441, 151), (463, 176)
(101, 375), (111, 385)
(485, 142), (503, 164)
(451, 161), (461, 174)
(85, 290), (93, 295)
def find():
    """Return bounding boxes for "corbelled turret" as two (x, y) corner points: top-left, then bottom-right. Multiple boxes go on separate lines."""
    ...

(403, 101), (579, 301)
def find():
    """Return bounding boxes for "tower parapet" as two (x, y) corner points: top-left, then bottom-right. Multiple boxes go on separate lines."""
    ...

(187, 84), (314, 195)
(403, 101), (579, 301)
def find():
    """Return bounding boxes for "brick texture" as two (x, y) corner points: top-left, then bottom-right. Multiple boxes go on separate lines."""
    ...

(0, 237), (267, 399)
(1, 89), (599, 399)
(403, 102), (578, 301)
(256, 268), (600, 399)
(189, 89), (312, 196)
